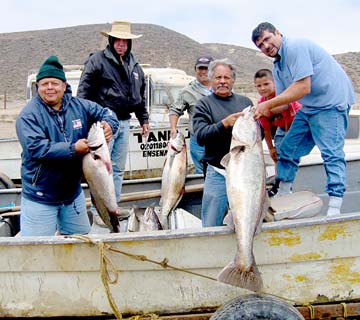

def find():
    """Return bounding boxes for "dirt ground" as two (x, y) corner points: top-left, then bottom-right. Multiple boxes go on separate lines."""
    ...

(0, 100), (24, 138)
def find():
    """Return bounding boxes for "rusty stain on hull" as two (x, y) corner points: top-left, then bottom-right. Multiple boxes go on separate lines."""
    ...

(319, 225), (349, 241)
(295, 275), (310, 282)
(329, 259), (360, 285)
(289, 252), (323, 262)
(266, 229), (301, 247)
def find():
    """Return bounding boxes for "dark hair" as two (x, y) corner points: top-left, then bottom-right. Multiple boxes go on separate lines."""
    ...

(251, 22), (276, 44)
(254, 68), (273, 81)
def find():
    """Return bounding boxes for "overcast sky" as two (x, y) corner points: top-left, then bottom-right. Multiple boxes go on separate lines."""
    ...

(1, 0), (359, 54)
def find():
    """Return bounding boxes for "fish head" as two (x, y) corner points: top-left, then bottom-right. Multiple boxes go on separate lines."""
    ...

(140, 206), (163, 231)
(87, 122), (106, 149)
(232, 106), (261, 148)
(168, 131), (185, 153)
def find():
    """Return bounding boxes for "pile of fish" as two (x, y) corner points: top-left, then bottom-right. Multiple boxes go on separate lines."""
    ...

(83, 122), (120, 233)
(84, 128), (187, 233)
(127, 205), (163, 232)
(217, 107), (268, 293)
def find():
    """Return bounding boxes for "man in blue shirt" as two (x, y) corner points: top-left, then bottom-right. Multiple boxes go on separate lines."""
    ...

(251, 22), (356, 216)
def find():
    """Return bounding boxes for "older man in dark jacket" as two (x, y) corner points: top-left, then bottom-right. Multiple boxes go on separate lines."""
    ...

(16, 55), (119, 236)
(77, 21), (150, 207)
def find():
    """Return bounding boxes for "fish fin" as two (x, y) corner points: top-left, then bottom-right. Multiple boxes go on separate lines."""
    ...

(217, 261), (263, 293)
(223, 210), (235, 230)
(230, 145), (246, 153)
(220, 153), (231, 168)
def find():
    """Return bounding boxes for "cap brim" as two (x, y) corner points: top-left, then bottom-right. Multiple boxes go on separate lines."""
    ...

(196, 64), (210, 68)
(100, 31), (142, 39)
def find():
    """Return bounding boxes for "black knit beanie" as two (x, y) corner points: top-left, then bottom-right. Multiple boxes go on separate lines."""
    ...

(36, 55), (66, 82)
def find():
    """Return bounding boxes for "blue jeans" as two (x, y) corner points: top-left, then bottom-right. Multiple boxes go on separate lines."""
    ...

(110, 119), (130, 203)
(274, 127), (286, 154)
(278, 108), (348, 197)
(20, 191), (91, 236)
(190, 134), (205, 174)
(201, 165), (228, 227)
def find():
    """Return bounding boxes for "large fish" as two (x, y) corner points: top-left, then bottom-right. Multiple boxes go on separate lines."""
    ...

(217, 107), (267, 292)
(83, 122), (120, 233)
(158, 132), (187, 229)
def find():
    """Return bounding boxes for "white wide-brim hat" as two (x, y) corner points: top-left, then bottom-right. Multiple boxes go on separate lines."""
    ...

(100, 21), (142, 39)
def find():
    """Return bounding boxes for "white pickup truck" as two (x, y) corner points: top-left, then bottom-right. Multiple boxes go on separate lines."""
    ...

(0, 65), (195, 185)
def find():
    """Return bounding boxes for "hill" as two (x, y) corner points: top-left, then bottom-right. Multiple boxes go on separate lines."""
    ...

(0, 23), (359, 103)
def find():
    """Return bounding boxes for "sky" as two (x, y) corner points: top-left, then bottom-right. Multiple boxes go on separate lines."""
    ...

(1, 0), (359, 54)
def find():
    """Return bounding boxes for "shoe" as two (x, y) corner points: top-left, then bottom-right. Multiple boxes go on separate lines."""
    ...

(267, 185), (278, 197)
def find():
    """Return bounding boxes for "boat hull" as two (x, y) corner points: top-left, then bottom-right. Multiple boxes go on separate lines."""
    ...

(1, 213), (360, 317)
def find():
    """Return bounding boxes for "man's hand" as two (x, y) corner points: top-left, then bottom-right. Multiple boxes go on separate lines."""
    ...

(269, 147), (278, 163)
(142, 123), (150, 137)
(101, 121), (113, 142)
(170, 128), (177, 139)
(222, 111), (244, 128)
(254, 101), (271, 120)
(75, 138), (89, 154)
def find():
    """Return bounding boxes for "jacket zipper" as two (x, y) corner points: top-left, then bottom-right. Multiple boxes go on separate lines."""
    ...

(56, 113), (68, 142)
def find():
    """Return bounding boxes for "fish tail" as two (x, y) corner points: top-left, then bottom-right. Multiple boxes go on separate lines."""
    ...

(110, 212), (121, 233)
(217, 261), (263, 292)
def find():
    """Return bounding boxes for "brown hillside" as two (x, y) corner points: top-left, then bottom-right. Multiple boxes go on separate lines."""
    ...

(0, 23), (359, 102)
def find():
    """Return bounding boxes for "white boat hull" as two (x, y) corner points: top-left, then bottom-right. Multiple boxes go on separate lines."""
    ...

(1, 213), (360, 317)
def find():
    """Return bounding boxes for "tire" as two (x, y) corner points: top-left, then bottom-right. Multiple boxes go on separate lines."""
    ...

(210, 294), (304, 320)
(0, 172), (15, 189)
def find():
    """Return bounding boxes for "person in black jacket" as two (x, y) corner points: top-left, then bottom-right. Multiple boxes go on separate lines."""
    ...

(77, 21), (150, 210)
(16, 55), (119, 236)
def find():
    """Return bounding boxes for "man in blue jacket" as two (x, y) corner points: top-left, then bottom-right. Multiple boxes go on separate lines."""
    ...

(16, 55), (119, 236)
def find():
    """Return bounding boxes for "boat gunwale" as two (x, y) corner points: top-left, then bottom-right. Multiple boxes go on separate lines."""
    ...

(1, 211), (359, 246)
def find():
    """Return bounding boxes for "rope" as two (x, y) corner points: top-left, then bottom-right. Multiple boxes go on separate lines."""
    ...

(305, 303), (315, 319)
(68, 234), (216, 282)
(341, 302), (348, 318)
(106, 245), (217, 282)
(99, 241), (123, 319)
(67, 234), (299, 317)
(66, 234), (215, 319)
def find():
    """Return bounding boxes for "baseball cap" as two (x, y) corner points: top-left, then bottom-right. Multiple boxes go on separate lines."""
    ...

(195, 56), (214, 68)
